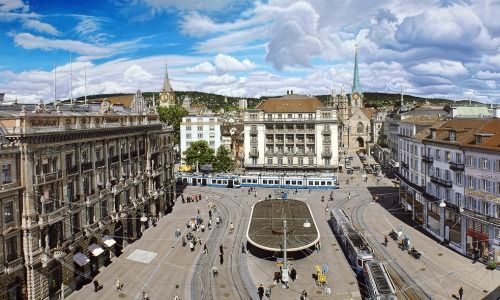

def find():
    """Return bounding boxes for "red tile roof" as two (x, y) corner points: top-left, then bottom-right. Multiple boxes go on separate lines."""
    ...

(256, 95), (324, 113)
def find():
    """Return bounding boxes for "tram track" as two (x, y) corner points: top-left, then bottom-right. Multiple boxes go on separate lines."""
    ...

(351, 198), (433, 300)
(189, 187), (254, 300)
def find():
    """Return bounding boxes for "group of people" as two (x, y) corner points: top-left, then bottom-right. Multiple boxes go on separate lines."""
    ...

(181, 194), (202, 203)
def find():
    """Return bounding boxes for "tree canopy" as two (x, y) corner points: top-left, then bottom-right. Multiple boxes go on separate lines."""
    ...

(184, 140), (215, 168)
(213, 145), (235, 172)
(157, 105), (188, 144)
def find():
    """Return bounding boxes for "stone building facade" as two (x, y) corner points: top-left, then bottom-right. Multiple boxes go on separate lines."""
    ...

(0, 100), (175, 299)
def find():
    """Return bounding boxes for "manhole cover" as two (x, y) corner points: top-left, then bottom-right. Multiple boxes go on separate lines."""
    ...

(349, 281), (356, 285)
(223, 292), (231, 297)
(437, 253), (443, 256)
(335, 249), (339, 251)
(119, 293), (126, 298)
(420, 268), (426, 271)
(316, 290), (323, 295)
(220, 284), (226, 288)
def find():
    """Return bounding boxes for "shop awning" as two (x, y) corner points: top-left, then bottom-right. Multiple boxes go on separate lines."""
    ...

(88, 243), (105, 256)
(101, 235), (116, 247)
(73, 252), (90, 267)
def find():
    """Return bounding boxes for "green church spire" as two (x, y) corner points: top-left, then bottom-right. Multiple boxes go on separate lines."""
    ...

(352, 45), (362, 95)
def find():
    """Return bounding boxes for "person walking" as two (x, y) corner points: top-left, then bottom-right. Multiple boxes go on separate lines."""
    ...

(219, 244), (224, 255)
(219, 251), (224, 265)
(173, 294), (180, 300)
(93, 280), (100, 292)
(116, 277), (122, 290)
(212, 266), (218, 277)
(384, 235), (388, 247)
(459, 286), (464, 300)
(203, 243), (208, 255)
(290, 268), (297, 282)
(142, 291), (149, 300)
(257, 284), (265, 300)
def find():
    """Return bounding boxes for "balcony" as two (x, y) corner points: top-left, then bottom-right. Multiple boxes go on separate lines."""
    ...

(430, 175), (453, 188)
(322, 127), (331, 135)
(109, 155), (120, 164)
(139, 149), (145, 156)
(322, 150), (332, 158)
(34, 170), (62, 185)
(39, 206), (67, 226)
(121, 153), (129, 161)
(250, 127), (258, 135)
(296, 151), (305, 155)
(449, 161), (465, 171)
(401, 161), (409, 169)
(130, 150), (138, 158)
(66, 165), (78, 175)
(306, 151), (315, 156)
(249, 150), (259, 157)
(296, 140), (305, 144)
(251, 139), (258, 144)
(306, 140), (315, 144)
(5, 257), (23, 274)
(81, 161), (93, 172)
(422, 154), (433, 164)
(265, 150), (274, 156)
(95, 159), (105, 168)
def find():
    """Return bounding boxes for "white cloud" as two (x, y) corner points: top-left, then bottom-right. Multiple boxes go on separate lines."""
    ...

(0, 0), (28, 12)
(214, 54), (255, 73)
(124, 64), (154, 84)
(203, 74), (237, 85)
(410, 60), (468, 78)
(186, 62), (215, 74)
(22, 19), (60, 35)
(75, 18), (100, 36)
(137, 0), (242, 12)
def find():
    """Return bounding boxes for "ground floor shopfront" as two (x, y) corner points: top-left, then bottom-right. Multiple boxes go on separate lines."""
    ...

(399, 180), (499, 264)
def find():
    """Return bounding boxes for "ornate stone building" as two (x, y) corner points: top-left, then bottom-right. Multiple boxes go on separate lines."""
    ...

(0, 98), (175, 299)
(159, 62), (176, 108)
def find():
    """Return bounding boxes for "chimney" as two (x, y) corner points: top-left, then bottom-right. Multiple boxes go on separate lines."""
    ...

(494, 106), (500, 118)
(0, 93), (4, 103)
(450, 106), (457, 118)
(286, 90), (289, 95)
(291, 90), (294, 95)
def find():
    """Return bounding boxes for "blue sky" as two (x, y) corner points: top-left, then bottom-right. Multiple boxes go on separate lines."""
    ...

(1, 0), (500, 103)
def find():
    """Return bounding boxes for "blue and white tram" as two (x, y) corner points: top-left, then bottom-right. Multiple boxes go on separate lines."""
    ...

(239, 174), (338, 190)
(364, 261), (397, 299)
(176, 173), (241, 188)
(329, 208), (373, 274)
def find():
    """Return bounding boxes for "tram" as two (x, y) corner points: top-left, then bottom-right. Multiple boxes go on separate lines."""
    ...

(329, 208), (373, 274)
(176, 173), (338, 190)
(364, 261), (397, 299)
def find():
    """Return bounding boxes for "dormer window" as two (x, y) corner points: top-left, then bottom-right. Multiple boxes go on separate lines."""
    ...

(475, 135), (482, 145)
(430, 128), (436, 139)
(449, 130), (456, 142)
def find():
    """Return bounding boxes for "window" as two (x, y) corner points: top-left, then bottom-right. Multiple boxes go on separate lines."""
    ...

(288, 158), (293, 165)
(278, 114), (282, 119)
(6, 236), (17, 262)
(186, 126), (191, 131)
(455, 172), (463, 185)
(197, 125), (203, 131)
(298, 158), (303, 166)
(209, 141), (215, 147)
(357, 122), (364, 134)
(445, 151), (451, 161)
(482, 158), (489, 170)
(209, 126), (215, 131)
(298, 114), (303, 119)
(308, 114), (313, 120)
(186, 133), (191, 139)
(198, 133), (203, 139)
(435, 149), (441, 160)
(2, 164), (12, 183)
(209, 132), (215, 138)
(185, 118), (191, 123)
(209, 118), (214, 123)
(4, 200), (14, 223)
(268, 158), (273, 165)
(288, 114), (292, 119)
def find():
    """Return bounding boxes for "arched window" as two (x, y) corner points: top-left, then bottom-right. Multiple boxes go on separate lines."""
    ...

(357, 122), (364, 134)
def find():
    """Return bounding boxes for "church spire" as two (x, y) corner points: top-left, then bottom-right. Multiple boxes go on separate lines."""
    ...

(162, 61), (173, 92)
(352, 45), (362, 95)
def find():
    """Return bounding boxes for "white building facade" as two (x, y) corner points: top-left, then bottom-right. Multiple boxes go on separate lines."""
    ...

(180, 115), (222, 164)
(243, 94), (338, 172)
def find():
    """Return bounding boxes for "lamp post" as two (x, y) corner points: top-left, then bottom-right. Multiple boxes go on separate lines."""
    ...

(282, 219), (289, 288)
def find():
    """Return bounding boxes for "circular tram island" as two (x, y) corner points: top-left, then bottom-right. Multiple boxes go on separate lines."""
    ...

(246, 199), (320, 256)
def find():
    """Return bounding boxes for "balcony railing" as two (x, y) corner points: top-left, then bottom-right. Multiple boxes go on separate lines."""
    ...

(249, 150), (259, 157)
(265, 150), (274, 156)
(81, 161), (93, 172)
(322, 151), (332, 158)
(401, 161), (409, 169)
(5, 257), (23, 274)
(449, 161), (465, 171)
(306, 151), (315, 156)
(39, 206), (67, 226)
(430, 175), (453, 188)
(422, 154), (433, 163)
(34, 170), (62, 185)
(322, 127), (331, 135)
(96, 159), (105, 168)
(121, 153), (129, 161)
(251, 139), (258, 144)
(66, 165), (78, 175)
(109, 155), (120, 164)
(130, 150), (138, 158)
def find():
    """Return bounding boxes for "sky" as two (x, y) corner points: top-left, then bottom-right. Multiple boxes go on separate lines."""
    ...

(1, 0), (500, 103)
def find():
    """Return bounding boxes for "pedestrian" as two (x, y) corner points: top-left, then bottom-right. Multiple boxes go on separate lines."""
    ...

(459, 286), (463, 300)
(219, 252), (224, 265)
(384, 235), (388, 246)
(190, 241), (194, 252)
(241, 242), (246, 253)
(142, 291), (149, 300)
(300, 290), (308, 300)
(290, 268), (297, 282)
(93, 280), (99, 292)
(208, 209), (212, 219)
(203, 243), (208, 254)
(321, 195), (324, 202)
(316, 240), (321, 252)
(257, 284), (265, 300)
(219, 244), (224, 255)
(216, 217), (220, 228)
(116, 277), (122, 290)
(265, 286), (272, 298)
(173, 294), (180, 300)
(212, 266), (218, 277)
(348, 192), (351, 200)
(201, 224), (205, 232)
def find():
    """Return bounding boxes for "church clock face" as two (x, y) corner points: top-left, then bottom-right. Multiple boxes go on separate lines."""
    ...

(352, 92), (360, 100)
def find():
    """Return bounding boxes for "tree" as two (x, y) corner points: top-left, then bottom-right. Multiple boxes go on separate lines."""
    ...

(184, 140), (215, 169)
(157, 105), (188, 144)
(213, 145), (235, 172)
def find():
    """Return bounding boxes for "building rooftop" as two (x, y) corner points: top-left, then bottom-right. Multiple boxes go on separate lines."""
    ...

(255, 95), (324, 113)
(247, 199), (319, 252)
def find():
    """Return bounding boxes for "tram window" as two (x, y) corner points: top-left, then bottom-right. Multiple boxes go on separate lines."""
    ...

(357, 259), (362, 267)
(327, 181), (332, 185)
(286, 180), (290, 184)
(308, 181), (313, 185)
(263, 180), (268, 184)
(253, 179), (257, 183)
(242, 179), (246, 183)
(315, 181), (319, 185)
(217, 180), (221, 184)
(274, 180), (279, 184)
(298, 181), (302, 185)
(223, 180), (227, 184)
(292, 181), (296, 185)
(321, 181), (325, 185)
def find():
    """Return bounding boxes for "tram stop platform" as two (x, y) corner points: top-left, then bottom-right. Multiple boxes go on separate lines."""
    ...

(246, 199), (320, 257)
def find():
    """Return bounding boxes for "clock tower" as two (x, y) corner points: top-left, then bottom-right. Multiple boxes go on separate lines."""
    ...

(350, 45), (363, 109)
